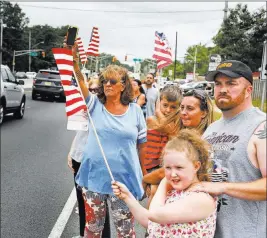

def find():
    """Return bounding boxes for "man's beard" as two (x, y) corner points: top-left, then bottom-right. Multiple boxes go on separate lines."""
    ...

(215, 89), (246, 111)
(145, 81), (153, 85)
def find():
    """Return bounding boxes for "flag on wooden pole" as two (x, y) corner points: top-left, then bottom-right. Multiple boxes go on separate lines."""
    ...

(152, 31), (172, 69)
(52, 48), (87, 117)
(86, 27), (100, 56)
(76, 37), (87, 65)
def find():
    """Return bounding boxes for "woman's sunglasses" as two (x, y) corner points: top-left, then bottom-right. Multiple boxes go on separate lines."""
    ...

(101, 78), (119, 85)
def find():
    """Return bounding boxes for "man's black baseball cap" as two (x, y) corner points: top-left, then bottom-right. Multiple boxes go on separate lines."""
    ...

(206, 60), (253, 84)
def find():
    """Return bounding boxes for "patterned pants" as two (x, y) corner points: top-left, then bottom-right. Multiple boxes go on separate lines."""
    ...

(82, 189), (135, 238)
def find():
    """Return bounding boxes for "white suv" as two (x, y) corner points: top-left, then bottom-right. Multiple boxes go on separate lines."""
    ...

(0, 65), (26, 124)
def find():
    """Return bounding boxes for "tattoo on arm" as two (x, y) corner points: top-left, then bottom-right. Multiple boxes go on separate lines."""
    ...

(75, 69), (85, 82)
(254, 122), (266, 139)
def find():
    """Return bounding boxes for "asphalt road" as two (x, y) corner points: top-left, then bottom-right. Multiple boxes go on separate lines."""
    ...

(1, 90), (146, 238)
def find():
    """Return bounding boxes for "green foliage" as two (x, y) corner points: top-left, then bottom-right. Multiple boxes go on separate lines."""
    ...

(1, 1), (29, 69)
(27, 25), (68, 71)
(162, 61), (184, 79)
(213, 4), (267, 71)
(140, 59), (157, 75)
(87, 53), (134, 73)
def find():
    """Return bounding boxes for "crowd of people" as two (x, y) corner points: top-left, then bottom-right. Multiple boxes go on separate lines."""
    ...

(65, 40), (266, 238)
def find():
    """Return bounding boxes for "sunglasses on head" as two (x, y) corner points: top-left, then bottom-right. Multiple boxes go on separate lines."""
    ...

(102, 78), (120, 85)
(184, 89), (208, 108)
(89, 87), (99, 93)
(184, 89), (207, 98)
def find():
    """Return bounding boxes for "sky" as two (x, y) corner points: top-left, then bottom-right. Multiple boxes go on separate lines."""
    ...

(16, 1), (266, 66)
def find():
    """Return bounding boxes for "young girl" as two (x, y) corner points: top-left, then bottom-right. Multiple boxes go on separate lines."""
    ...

(144, 85), (182, 206)
(112, 129), (217, 238)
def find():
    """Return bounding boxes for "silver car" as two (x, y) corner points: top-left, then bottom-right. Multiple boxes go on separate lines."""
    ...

(0, 65), (26, 124)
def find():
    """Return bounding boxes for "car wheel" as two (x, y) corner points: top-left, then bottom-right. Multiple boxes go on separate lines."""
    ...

(60, 95), (66, 103)
(14, 98), (25, 119)
(0, 104), (5, 125)
(32, 91), (37, 100)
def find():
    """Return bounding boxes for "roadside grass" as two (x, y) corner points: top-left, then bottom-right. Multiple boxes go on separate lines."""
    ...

(252, 99), (267, 113)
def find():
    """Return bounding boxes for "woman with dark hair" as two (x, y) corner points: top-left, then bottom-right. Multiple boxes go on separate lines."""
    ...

(131, 79), (146, 117)
(66, 40), (147, 237)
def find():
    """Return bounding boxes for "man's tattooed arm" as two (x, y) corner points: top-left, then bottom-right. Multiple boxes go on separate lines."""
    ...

(254, 122), (266, 139)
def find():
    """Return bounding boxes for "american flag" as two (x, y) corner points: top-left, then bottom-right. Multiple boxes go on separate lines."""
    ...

(76, 37), (87, 64)
(52, 48), (87, 117)
(152, 31), (172, 69)
(86, 27), (100, 56)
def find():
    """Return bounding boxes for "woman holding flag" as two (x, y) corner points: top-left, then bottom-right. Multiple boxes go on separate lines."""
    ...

(65, 41), (147, 237)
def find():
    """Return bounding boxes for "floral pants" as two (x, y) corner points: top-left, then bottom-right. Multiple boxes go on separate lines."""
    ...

(82, 189), (136, 238)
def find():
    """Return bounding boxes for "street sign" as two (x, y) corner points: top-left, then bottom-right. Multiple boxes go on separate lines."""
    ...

(133, 58), (142, 62)
(208, 54), (222, 71)
(30, 52), (38, 57)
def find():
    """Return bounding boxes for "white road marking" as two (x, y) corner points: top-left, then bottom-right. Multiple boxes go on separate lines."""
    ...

(48, 187), (76, 238)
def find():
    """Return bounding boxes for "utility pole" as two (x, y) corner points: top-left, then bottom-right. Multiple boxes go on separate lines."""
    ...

(173, 31), (178, 80)
(29, 29), (31, 72)
(224, 1), (228, 21)
(12, 50), (15, 73)
(193, 46), (198, 80)
(95, 57), (99, 73)
(0, 19), (3, 65)
(0, 4), (3, 65)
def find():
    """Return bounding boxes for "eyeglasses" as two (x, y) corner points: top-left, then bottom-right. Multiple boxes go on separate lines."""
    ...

(101, 78), (119, 85)
(89, 87), (99, 93)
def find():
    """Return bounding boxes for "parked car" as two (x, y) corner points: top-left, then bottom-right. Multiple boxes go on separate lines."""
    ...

(32, 69), (65, 101)
(0, 65), (26, 125)
(180, 81), (214, 97)
(26, 72), (37, 79)
(175, 79), (186, 85)
(15, 71), (27, 79)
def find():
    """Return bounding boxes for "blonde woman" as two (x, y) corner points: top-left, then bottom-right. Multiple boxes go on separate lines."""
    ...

(143, 89), (214, 196)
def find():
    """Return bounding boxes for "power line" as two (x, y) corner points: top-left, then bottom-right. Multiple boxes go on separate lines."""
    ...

(107, 18), (222, 30)
(18, 3), (222, 14)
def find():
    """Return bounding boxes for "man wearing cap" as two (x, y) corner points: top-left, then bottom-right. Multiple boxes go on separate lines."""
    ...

(193, 60), (266, 238)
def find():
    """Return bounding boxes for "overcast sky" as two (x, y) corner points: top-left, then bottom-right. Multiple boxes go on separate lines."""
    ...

(16, 1), (265, 65)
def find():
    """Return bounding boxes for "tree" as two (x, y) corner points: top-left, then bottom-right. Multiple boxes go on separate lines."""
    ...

(1, 1), (29, 69)
(26, 24), (68, 71)
(183, 44), (221, 76)
(140, 58), (157, 75)
(162, 61), (185, 79)
(86, 53), (134, 73)
(213, 4), (267, 71)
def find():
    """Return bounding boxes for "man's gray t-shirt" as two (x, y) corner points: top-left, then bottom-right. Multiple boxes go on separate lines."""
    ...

(203, 107), (266, 238)
(142, 85), (159, 118)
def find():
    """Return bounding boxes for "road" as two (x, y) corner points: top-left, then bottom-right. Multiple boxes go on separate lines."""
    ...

(1, 90), (146, 238)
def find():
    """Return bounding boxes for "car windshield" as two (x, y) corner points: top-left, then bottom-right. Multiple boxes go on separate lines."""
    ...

(185, 82), (197, 87)
(37, 71), (60, 79)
